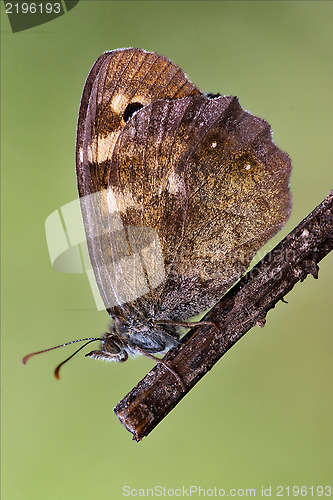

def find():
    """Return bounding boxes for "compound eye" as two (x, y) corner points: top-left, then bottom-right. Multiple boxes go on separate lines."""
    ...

(104, 336), (123, 354)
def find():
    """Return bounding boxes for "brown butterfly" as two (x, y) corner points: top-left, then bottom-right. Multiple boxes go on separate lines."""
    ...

(24, 48), (291, 381)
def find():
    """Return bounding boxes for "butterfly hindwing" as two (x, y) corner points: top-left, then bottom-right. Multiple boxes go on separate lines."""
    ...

(106, 94), (291, 320)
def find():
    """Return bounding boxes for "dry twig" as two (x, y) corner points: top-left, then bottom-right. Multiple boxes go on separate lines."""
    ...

(114, 193), (333, 441)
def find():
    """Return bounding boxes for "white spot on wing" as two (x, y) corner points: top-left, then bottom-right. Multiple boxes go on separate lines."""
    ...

(111, 92), (127, 113)
(107, 188), (119, 214)
(211, 142), (217, 148)
(106, 186), (141, 214)
(167, 170), (185, 195)
(87, 133), (118, 163)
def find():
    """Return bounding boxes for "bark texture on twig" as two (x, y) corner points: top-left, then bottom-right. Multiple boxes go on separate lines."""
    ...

(114, 193), (333, 441)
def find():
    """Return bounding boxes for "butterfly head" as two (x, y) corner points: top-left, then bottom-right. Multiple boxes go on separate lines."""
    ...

(85, 331), (129, 363)
(86, 314), (180, 364)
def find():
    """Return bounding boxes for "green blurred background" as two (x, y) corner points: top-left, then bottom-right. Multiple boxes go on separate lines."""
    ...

(1, 1), (332, 499)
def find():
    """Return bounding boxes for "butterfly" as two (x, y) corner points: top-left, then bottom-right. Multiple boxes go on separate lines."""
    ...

(75, 47), (291, 366)
(23, 48), (291, 382)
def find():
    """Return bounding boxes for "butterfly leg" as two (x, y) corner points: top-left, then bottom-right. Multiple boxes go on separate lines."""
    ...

(134, 347), (186, 391)
(155, 319), (220, 330)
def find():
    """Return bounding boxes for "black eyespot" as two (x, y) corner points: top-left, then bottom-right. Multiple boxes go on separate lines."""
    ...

(206, 92), (221, 99)
(123, 102), (144, 122)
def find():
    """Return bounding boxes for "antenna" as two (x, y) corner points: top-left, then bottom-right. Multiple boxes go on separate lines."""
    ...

(22, 337), (102, 378)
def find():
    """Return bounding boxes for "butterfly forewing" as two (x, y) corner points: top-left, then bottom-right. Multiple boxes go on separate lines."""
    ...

(76, 48), (202, 312)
